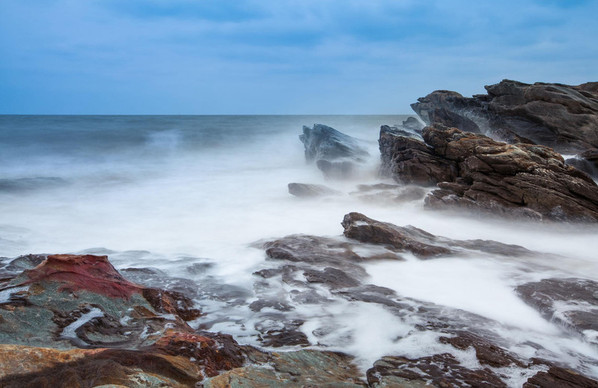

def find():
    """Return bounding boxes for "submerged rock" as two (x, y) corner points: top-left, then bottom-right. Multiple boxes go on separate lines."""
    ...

(288, 182), (341, 198)
(380, 123), (598, 221)
(300, 123), (369, 163)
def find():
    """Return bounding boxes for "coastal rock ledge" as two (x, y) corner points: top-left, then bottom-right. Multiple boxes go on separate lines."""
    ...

(410, 79), (598, 177)
(380, 123), (598, 221)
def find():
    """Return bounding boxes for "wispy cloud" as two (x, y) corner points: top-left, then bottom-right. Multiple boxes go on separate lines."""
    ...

(0, 0), (596, 113)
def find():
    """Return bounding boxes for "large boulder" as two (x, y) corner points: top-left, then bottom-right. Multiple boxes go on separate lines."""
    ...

(300, 124), (369, 163)
(300, 124), (369, 178)
(380, 123), (598, 221)
(411, 80), (598, 175)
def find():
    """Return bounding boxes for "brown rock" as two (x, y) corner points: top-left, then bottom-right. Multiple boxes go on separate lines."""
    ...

(341, 212), (532, 258)
(382, 124), (598, 221)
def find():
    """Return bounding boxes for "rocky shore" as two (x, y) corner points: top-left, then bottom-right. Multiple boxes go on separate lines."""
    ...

(2, 80), (598, 387)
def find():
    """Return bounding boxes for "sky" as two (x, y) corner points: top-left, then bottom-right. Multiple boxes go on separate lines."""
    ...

(0, 0), (597, 114)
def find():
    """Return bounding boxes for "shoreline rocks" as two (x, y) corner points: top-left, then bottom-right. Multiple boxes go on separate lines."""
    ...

(411, 79), (598, 177)
(379, 123), (598, 221)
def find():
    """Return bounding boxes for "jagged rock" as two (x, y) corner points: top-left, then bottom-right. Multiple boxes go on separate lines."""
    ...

(287, 182), (340, 198)
(411, 80), (598, 179)
(516, 278), (598, 345)
(299, 123), (369, 163)
(341, 212), (532, 258)
(411, 80), (598, 155)
(423, 125), (598, 221)
(381, 123), (598, 221)
(379, 124), (457, 184)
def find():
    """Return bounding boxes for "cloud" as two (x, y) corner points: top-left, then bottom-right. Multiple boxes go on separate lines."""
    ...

(0, 0), (597, 113)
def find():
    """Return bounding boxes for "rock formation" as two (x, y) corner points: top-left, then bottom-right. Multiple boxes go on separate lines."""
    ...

(300, 123), (369, 178)
(411, 79), (598, 176)
(379, 123), (598, 221)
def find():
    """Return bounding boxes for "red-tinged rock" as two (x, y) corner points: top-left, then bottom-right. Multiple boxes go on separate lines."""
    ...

(23, 254), (142, 299)
(151, 330), (245, 377)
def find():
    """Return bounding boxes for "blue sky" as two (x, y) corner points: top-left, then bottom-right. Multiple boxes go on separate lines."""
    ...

(1, 0), (597, 114)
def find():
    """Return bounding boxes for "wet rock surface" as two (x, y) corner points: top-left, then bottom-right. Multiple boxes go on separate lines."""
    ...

(2, 217), (598, 387)
(380, 123), (598, 221)
(517, 278), (598, 345)
(342, 212), (533, 258)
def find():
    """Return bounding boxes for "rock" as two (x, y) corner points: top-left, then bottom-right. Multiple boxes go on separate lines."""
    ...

(411, 80), (598, 154)
(288, 182), (341, 198)
(0, 254), (249, 386)
(379, 124), (457, 185)
(341, 212), (532, 258)
(402, 116), (425, 133)
(439, 331), (524, 368)
(203, 349), (366, 387)
(516, 278), (598, 345)
(566, 149), (598, 178)
(367, 353), (508, 388)
(299, 123), (369, 163)
(423, 124), (598, 221)
(524, 366), (598, 388)
(381, 123), (598, 221)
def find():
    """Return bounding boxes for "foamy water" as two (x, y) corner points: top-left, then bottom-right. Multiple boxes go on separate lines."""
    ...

(1, 115), (598, 383)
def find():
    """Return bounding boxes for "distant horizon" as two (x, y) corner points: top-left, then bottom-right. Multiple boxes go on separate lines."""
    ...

(2, 1), (597, 115)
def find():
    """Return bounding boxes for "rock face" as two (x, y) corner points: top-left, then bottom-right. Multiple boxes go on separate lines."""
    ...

(379, 124), (457, 185)
(411, 80), (598, 175)
(380, 123), (598, 221)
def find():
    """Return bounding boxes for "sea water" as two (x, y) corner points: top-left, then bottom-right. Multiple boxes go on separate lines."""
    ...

(1, 115), (598, 382)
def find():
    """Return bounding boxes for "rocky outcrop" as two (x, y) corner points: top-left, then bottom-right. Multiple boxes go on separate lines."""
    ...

(300, 123), (369, 178)
(300, 124), (369, 163)
(0, 253), (372, 387)
(380, 123), (598, 221)
(411, 80), (598, 175)
(379, 125), (457, 185)
(0, 254), (248, 386)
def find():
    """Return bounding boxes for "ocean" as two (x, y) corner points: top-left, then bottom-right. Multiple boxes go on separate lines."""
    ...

(1, 115), (598, 382)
